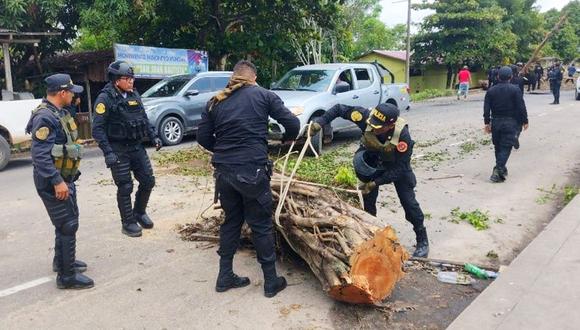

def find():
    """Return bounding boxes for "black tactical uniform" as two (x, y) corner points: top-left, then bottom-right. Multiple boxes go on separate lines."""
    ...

(314, 103), (429, 258)
(534, 65), (544, 90)
(92, 61), (160, 237)
(549, 64), (563, 104)
(26, 74), (93, 289)
(197, 77), (300, 298)
(484, 66), (528, 182)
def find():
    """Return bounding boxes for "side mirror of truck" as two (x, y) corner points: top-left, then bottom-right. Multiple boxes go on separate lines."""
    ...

(184, 90), (200, 97)
(333, 81), (351, 94)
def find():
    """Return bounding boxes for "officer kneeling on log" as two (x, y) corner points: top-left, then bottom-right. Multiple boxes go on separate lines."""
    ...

(92, 61), (162, 237)
(197, 60), (300, 298)
(483, 66), (528, 183)
(310, 103), (429, 258)
(26, 74), (94, 289)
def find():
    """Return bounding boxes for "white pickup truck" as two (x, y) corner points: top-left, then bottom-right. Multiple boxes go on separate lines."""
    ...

(0, 99), (42, 170)
(269, 62), (410, 154)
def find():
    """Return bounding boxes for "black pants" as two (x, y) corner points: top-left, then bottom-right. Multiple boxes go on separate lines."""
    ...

(34, 174), (79, 275)
(363, 170), (425, 232)
(110, 144), (155, 223)
(536, 75), (541, 89)
(214, 164), (276, 266)
(551, 84), (560, 103)
(491, 118), (518, 170)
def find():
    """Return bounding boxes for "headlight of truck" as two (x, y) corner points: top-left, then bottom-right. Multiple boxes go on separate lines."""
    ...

(289, 106), (305, 116)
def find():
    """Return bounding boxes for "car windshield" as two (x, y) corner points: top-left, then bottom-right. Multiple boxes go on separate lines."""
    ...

(142, 76), (192, 97)
(272, 69), (335, 92)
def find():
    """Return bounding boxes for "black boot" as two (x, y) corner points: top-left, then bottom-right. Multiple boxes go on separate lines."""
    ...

(134, 213), (154, 229)
(262, 263), (287, 298)
(134, 188), (154, 229)
(56, 235), (94, 290)
(499, 166), (508, 180)
(52, 232), (87, 273)
(122, 219), (142, 237)
(412, 227), (429, 258)
(215, 257), (250, 292)
(490, 166), (504, 183)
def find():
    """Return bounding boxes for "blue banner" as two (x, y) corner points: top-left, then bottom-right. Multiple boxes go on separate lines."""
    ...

(114, 43), (208, 79)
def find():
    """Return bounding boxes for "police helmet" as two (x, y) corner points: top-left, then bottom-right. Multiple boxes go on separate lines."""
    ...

(353, 149), (382, 182)
(498, 66), (513, 81)
(367, 103), (399, 129)
(108, 60), (134, 81)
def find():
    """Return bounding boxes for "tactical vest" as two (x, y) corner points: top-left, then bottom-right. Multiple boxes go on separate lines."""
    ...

(106, 92), (150, 142)
(361, 118), (406, 162)
(34, 103), (83, 180)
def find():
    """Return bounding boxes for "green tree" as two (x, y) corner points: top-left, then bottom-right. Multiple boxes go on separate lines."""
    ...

(412, 0), (518, 88)
(543, 1), (580, 63)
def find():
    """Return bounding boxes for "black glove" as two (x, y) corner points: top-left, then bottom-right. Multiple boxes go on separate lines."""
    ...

(358, 181), (376, 195)
(309, 122), (322, 136)
(154, 138), (163, 151)
(104, 153), (119, 168)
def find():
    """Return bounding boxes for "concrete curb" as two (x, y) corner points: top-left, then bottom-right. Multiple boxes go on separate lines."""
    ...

(447, 195), (580, 329)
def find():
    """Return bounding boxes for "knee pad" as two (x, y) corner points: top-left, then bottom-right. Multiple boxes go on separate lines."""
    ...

(117, 182), (133, 196)
(61, 219), (79, 236)
(141, 176), (155, 190)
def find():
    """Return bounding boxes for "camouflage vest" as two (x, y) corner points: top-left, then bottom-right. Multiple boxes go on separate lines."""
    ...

(361, 118), (406, 162)
(34, 103), (83, 179)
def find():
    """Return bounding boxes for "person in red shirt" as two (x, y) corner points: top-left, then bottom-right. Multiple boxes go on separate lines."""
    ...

(457, 66), (472, 100)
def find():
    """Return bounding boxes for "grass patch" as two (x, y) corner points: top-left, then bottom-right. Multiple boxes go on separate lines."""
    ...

(563, 185), (580, 205)
(154, 146), (213, 176)
(479, 138), (491, 146)
(275, 147), (356, 188)
(459, 141), (477, 154)
(536, 184), (558, 205)
(415, 137), (445, 148)
(410, 89), (454, 102)
(449, 207), (492, 230)
(486, 250), (499, 259)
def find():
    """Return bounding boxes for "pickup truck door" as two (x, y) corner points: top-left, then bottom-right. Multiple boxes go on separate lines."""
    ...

(353, 67), (381, 109)
(331, 68), (359, 129)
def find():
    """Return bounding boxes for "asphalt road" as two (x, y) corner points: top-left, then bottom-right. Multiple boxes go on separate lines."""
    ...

(0, 89), (578, 329)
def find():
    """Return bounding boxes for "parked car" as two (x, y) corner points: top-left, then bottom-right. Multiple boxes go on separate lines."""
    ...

(269, 62), (410, 154)
(0, 98), (41, 170)
(142, 71), (232, 145)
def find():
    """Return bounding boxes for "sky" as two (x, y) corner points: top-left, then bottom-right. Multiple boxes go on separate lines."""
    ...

(379, 0), (573, 30)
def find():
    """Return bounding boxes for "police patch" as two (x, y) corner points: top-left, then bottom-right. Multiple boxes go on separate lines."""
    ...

(350, 111), (363, 122)
(35, 127), (50, 140)
(396, 141), (408, 153)
(128, 100), (139, 106)
(95, 103), (106, 114)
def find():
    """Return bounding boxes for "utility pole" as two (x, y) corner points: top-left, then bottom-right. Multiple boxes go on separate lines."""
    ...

(405, 0), (411, 84)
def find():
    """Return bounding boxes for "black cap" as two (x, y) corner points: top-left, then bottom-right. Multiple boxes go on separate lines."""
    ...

(367, 103), (399, 129)
(45, 74), (84, 93)
(498, 66), (513, 81)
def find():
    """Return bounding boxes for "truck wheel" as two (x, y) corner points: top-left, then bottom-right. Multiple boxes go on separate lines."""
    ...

(159, 116), (184, 146)
(0, 135), (10, 171)
(307, 117), (323, 157)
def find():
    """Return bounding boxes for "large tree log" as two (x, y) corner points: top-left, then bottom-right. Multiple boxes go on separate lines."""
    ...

(272, 178), (409, 304)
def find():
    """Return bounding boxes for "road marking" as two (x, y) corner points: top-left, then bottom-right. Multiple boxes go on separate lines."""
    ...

(537, 113), (547, 117)
(449, 139), (472, 147)
(0, 277), (53, 298)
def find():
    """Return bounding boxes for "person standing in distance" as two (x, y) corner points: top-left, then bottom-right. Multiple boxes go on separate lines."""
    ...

(457, 65), (471, 100)
(483, 66), (529, 182)
(549, 62), (563, 105)
(197, 60), (299, 298)
(26, 74), (94, 289)
(92, 61), (162, 237)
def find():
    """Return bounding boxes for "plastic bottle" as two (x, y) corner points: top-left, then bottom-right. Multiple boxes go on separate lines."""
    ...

(464, 263), (489, 279)
(436, 271), (475, 285)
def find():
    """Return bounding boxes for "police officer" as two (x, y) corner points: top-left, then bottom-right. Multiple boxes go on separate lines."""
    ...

(197, 60), (300, 298)
(26, 74), (94, 289)
(548, 62), (563, 104)
(484, 66), (529, 182)
(92, 61), (162, 237)
(510, 65), (524, 93)
(310, 103), (429, 258)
